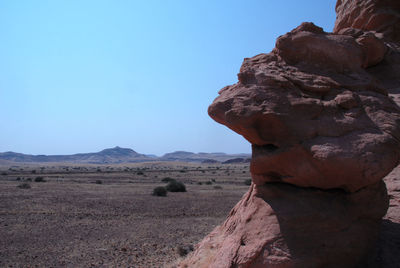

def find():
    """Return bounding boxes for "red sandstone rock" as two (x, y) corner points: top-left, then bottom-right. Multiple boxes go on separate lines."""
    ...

(276, 22), (364, 72)
(180, 0), (400, 267)
(179, 182), (389, 268)
(334, 0), (400, 43)
(209, 23), (400, 192)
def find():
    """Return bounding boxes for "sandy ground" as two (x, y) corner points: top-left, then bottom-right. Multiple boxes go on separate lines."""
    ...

(0, 162), (250, 267)
(0, 162), (399, 267)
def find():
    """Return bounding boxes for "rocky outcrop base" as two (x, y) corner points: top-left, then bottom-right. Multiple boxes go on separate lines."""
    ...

(180, 181), (389, 268)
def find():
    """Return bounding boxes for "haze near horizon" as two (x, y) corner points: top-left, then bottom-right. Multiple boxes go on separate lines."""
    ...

(0, 0), (335, 155)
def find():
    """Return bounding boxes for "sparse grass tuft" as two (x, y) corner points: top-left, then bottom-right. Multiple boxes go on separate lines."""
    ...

(17, 183), (31, 189)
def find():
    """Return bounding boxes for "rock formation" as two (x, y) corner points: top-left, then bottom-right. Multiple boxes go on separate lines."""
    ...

(179, 0), (400, 267)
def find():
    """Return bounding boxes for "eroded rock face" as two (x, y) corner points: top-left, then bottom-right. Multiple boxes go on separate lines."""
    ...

(210, 22), (400, 192)
(180, 182), (389, 268)
(180, 0), (400, 267)
(334, 0), (400, 43)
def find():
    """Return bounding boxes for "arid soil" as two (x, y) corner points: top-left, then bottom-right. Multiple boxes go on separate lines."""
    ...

(0, 162), (250, 267)
(0, 162), (399, 267)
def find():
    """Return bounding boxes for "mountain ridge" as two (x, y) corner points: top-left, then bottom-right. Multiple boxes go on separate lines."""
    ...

(0, 146), (251, 164)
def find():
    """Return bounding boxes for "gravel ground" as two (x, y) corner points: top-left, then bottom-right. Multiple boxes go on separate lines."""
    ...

(0, 163), (249, 267)
(0, 162), (399, 267)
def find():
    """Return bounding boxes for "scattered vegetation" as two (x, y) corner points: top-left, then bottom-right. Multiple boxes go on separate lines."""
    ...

(161, 177), (175, 183)
(166, 180), (186, 192)
(244, 179), (252, 185)
(17, 183), (31, 189)
(34, 176), (46, 182)
(152, 186), (167, 197)
(177, 244), (194, 257)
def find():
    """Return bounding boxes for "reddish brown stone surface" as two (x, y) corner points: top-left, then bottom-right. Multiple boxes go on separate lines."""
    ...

(209, 22), (400, 192)
(180, 0), (400, 267)
(179, 182), (388, 268)
(334, 0), (400, 43)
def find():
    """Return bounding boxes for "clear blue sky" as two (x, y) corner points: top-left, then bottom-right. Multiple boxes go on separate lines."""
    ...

(0, 0), (336, 156)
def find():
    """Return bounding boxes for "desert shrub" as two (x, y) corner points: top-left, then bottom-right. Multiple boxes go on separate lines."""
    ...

(177, 244), (194, 257)
(197, 182), (203, 185)
(16, 177), (21, 181)
(244, 179), (252, 185)
(95, 180), (103, 184)
(17, 183), (31, 189)
(214, 185), (223, 190)
(1, 172), (7, 175)
(137, 171), (144, 175)
(26, 178), (32, 181)
(166, 180), (186, 192)
(34, 176), (45, 182)
(211, 178), (216, 182)
(205, 181), (212, 185)
(179, 170), (186, 173)
(153, 186), (167, 197)
(31, 170), (36, 174)
(161, 177), (176, 183)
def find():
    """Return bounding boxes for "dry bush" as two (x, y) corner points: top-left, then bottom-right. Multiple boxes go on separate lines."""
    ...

(166, 181), (186, 192)
(153, 186), (167, 197)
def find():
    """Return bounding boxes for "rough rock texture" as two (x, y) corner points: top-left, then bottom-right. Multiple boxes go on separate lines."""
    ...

(180, 0), (400, 267)
(210, 21), (400, 193)
(179, 182), (388, 268)
(334, 0), (400, 43)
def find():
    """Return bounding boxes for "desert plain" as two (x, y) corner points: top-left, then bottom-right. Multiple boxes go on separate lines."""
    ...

(0, 162), (252, 267)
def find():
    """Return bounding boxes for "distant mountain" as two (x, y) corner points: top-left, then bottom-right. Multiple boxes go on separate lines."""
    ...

(0, 146), (151, 164)
(160, 151), (251, 163)
(0, 147), (251, 164)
